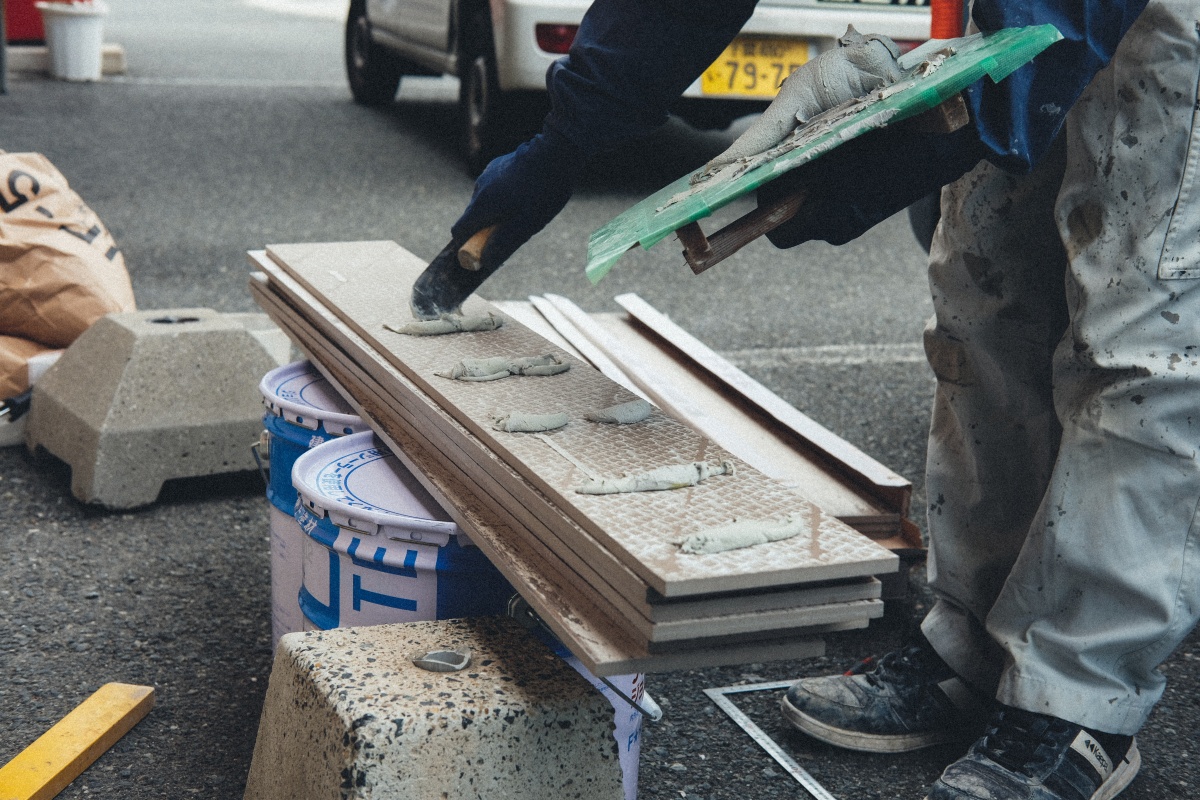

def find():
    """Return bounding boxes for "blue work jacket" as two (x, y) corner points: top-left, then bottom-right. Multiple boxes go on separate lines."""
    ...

(542, 0), (1150, 177)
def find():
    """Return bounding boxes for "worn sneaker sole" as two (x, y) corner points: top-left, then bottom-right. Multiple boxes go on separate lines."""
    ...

(780, 692), (968, 753)
(1094, 740), (1140, 800)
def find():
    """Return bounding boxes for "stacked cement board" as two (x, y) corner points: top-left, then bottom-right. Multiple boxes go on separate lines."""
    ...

(249, 241), (899, 676)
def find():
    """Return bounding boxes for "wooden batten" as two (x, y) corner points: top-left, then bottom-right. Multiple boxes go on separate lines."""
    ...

(613, 293), (914, 519)
(533, 294), (912, 541)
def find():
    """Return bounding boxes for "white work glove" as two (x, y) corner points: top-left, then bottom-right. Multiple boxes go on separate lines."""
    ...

(699, 26), (904, 176)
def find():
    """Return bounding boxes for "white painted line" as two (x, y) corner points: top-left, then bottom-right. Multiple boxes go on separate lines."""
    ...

(244, 0), (349, 20)
(105, 76), (346, 88)
(104, 75), (457, 95)
(720, 343), (927, 369)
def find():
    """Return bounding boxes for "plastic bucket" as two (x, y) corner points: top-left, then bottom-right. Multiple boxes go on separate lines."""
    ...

(259, 360), (366, 647)
(560, 652), (646, 800)
(292, 431), (514, 629)
(35, 1), (107, 81)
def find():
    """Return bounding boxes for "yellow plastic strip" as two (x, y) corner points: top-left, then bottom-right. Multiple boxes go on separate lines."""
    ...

(0, 683), (155, 800)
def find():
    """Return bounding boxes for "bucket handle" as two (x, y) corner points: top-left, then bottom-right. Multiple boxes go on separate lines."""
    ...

(251, 430), (270, 487)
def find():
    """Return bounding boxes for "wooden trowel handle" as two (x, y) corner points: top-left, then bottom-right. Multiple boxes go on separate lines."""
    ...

(458, 225), (497, 271)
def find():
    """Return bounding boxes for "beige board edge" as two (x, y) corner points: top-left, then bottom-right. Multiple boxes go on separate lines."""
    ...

(650, 598), (884, 643)
(647, 575), (881, 623)
(644, 621), (862, 659)
(626, 634), (827, 674)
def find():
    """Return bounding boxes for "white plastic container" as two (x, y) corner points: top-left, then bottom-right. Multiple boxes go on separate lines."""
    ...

(292, 431), (513, 629)
(35, 1), (108, 82)
(560, 652), (647, 800)
(0, 350), (62, 449)
(258, 360), (366, 647)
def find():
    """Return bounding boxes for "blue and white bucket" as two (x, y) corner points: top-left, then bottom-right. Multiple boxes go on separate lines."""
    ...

(560, 650), (649, 800)
(258, 360), (367, 647)
(292, 431), (514, 629)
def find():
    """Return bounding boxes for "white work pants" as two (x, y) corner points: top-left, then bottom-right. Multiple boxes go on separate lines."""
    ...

(920, 0), (1200, 735)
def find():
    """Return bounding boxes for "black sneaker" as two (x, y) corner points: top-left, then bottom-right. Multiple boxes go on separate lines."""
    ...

(926, 706), (1140, 800)
(780, 637), (989, 752)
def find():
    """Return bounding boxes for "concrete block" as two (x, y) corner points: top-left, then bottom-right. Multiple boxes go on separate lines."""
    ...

(26, 309), (288, 508)
(243, 617), (624, 800)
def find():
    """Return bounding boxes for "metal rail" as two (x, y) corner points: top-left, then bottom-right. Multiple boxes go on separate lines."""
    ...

(703, 680), (837, 800)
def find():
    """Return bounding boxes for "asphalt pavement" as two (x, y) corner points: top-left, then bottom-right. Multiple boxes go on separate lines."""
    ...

(1, 2), (1197, 799)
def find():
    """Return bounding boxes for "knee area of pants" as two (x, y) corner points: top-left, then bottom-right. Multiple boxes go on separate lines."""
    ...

(925, 326), (974, 386)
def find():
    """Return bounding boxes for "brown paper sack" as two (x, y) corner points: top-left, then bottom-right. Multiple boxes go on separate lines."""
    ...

(0, 334), (55, 398)
(0, 151), (136, 348)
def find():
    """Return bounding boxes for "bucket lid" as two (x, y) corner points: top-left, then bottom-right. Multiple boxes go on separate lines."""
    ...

(36, 1), (110, 16)
(292, 431), (459, 545)
(259, 360), (365, 434)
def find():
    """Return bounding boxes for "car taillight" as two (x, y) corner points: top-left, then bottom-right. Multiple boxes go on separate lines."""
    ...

(535, 24), (578, 54)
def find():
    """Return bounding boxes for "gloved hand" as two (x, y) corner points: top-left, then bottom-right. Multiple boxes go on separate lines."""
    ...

(410, 132), (583, 319)
(757, 119), (988, 248)
(697, 27), (904, 180)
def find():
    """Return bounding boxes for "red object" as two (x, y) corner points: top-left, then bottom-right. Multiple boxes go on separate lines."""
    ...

(535, 23), (578, 55)
(844, 655), (877, 676)
(6, 0), (47, 44)
(930, 0), (965, 39)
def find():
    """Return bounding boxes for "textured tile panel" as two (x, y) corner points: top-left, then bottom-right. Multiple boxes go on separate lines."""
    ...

(266, 241), (897, 597)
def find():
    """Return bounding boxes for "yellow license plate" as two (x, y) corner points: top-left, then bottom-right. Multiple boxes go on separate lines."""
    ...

(701, 36), (812, 98)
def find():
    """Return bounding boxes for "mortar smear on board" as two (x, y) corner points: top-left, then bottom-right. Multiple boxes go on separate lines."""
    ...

(385, 312), (504, 336)
(492, 411), (570, 433)
(677, 514), (807, 554)
(575, 460), (733, 495)
(436, 354), (570, 381)
(694, 27), (905, 182)
(585, 398), (654, 424)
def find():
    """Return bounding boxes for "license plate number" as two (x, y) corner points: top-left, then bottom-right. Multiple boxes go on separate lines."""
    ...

(701, 36), (812, 98)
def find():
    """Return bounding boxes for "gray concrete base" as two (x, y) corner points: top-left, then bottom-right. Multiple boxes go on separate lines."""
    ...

(26, 309), (290, 508)
(243, 618), (624, 800)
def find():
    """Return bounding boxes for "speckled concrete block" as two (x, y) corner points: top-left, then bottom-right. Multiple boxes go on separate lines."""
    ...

(243, 618), (624, 800)
(26, 309), (289, 508)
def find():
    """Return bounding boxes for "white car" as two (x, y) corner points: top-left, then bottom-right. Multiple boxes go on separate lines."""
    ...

(346, 0), (931, 173)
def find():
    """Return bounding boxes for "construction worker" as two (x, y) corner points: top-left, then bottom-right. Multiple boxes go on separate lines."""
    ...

(412, 1), (1198, 798)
